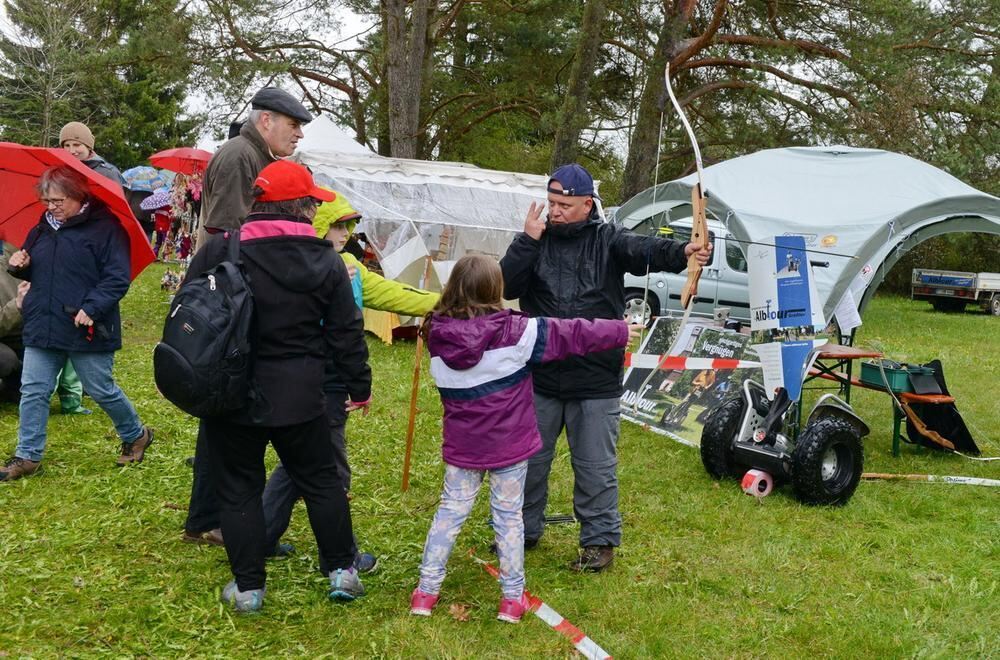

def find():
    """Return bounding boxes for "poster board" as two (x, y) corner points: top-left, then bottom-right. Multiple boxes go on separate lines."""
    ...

(747, 236), (828, 401)
(621, 315), (761, 447)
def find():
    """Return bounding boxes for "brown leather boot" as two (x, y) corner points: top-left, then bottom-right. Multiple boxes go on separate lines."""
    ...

(0, 456), (41, 482)
(182, 528), (224, 546)
(117, 427), (154, 466)
(569, 545), (614, 573)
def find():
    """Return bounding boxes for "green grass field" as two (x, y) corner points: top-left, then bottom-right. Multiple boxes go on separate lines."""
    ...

(1, 264), (997, 658)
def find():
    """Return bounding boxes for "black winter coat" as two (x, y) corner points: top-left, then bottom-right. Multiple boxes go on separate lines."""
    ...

(187, 213), (371, 426)
(11, 201), (131, 352)
(500, 216), (688, 399)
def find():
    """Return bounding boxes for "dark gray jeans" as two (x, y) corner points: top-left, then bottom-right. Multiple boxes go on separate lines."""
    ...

(262, 419), (357, 570)
(523, 393), (622, 548)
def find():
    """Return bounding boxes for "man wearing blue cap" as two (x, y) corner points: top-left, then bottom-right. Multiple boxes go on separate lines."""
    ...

(500, 162), (712, 572)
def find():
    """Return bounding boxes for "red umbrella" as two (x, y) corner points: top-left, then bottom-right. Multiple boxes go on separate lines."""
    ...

(149, 147), (213, 175)
(0, 142), (156, 280)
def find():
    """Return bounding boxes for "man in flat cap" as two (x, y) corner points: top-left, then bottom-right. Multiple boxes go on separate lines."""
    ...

(184, 86), (313, 548)
(500, 162), (712, 573)
(197, 86), (312, 240)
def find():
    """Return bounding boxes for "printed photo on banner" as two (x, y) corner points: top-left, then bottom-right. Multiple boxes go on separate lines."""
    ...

(621, 315), (760, 447)
(747, 235), (824, 331)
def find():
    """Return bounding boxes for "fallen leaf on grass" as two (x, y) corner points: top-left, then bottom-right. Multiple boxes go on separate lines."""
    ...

(449, 603), (472, 622)
(162, 502), (186, 511)
(73, 576), (85, 588)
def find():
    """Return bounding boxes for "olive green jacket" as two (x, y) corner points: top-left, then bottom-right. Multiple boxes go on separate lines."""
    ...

(200, 122), (277, 232)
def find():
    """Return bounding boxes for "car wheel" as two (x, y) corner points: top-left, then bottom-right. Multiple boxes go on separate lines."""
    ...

(624, 291), (660, 327)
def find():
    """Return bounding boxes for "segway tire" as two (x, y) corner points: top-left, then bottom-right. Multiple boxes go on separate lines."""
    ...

(790, 416), (863, 506)
(700, 397), (746, 479)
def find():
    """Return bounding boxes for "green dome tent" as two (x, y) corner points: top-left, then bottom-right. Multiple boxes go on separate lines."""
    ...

(616, 146), (1000, 322)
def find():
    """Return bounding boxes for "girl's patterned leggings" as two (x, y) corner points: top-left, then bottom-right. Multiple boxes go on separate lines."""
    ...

(418, 460), (527, 599)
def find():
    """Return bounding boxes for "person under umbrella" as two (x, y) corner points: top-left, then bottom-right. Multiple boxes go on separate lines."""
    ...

(59, 121), (126, 188)
(0, 165), (153, 482)
(141, 188), (174, 259)
(56, 121), (130, 408)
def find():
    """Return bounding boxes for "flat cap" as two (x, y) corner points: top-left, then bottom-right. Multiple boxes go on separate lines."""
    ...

(250, 87), (313, 123)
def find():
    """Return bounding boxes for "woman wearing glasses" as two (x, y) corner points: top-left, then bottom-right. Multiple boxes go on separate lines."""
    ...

(0, 165), (152, 482)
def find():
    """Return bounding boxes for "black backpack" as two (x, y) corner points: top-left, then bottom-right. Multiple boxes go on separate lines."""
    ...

(153, 230), (256, 418)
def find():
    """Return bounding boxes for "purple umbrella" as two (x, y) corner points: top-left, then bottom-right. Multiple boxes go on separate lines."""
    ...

(140, 187), (172, 211)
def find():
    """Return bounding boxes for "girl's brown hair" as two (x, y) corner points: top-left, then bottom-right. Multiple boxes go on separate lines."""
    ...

(420, 254), (504, 338)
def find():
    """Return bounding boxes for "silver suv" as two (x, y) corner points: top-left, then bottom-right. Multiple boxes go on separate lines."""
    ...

(613, 205), (750, 323)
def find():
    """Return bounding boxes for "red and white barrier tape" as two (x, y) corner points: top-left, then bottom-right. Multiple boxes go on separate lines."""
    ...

(624, 353), (760, 371)
(468, 550), (612, 660)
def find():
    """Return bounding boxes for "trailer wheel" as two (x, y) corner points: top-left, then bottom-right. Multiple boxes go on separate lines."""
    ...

(990, 295), (1000, 316)
(931, 298), (965, 313)
(790, 416), (863, 506)
(700, 397), (746, 479)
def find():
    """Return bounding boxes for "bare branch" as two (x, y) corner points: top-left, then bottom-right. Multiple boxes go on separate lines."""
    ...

(716, 34), (849, 60)
(679, 56), (861, 108)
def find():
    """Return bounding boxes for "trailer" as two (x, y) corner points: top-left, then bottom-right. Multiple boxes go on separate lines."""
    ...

(911, 268), (1000, 314)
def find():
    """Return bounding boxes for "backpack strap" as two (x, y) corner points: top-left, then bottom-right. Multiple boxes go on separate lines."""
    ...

(225, 227), (268, 423)
(226, 228), (242, 264)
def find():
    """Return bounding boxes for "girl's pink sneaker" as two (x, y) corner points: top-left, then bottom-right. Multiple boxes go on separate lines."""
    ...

(410, 589), (439, 616)
(497, 592), (531, 623)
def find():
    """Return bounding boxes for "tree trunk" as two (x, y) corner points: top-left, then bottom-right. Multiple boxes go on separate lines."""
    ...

(549, 0), (607, 170)
(621, 5), (688, 201)
(383, 0), (434, 159)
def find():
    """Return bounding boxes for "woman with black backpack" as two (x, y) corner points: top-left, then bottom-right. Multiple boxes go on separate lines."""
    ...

(186, 160), (372, 612)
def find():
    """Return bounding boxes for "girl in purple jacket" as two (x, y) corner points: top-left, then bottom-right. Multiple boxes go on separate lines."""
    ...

(410, 255), (638, 623)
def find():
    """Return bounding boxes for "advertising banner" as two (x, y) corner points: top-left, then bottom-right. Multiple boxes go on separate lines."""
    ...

(621, 316), (760, 447)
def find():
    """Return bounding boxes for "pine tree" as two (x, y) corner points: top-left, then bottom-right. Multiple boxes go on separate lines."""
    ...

(0, 0), (201, 169)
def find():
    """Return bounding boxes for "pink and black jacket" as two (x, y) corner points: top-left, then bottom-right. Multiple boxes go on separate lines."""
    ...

(187, 213), (371, 426)
(427, 309), (628, 470)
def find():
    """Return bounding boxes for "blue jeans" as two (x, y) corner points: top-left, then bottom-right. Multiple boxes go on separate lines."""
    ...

(16, 347), (144, 462)
(418, 461), (527, 599)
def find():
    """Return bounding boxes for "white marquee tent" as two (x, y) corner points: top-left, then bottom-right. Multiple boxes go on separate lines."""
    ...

(295, 118), (549, 290)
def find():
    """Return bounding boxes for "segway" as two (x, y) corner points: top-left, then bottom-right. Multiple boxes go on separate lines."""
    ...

(700, 379), (869, 505)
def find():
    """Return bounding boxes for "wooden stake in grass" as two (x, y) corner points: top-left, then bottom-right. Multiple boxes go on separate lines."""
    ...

(402, 255), (434, 492)
(401, 331), (424, 493)
(862, 472), (1000, 487)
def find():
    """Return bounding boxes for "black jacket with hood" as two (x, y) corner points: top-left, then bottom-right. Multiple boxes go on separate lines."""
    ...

(500, 212), (688, 399)
(187, 213), (371, 426)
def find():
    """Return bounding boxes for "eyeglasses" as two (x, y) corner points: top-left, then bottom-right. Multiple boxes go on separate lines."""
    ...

(40, 197), (68, 208)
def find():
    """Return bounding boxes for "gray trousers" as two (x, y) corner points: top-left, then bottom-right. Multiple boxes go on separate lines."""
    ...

(262, 419), (357, 570)
(523, 393), (622, 548)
